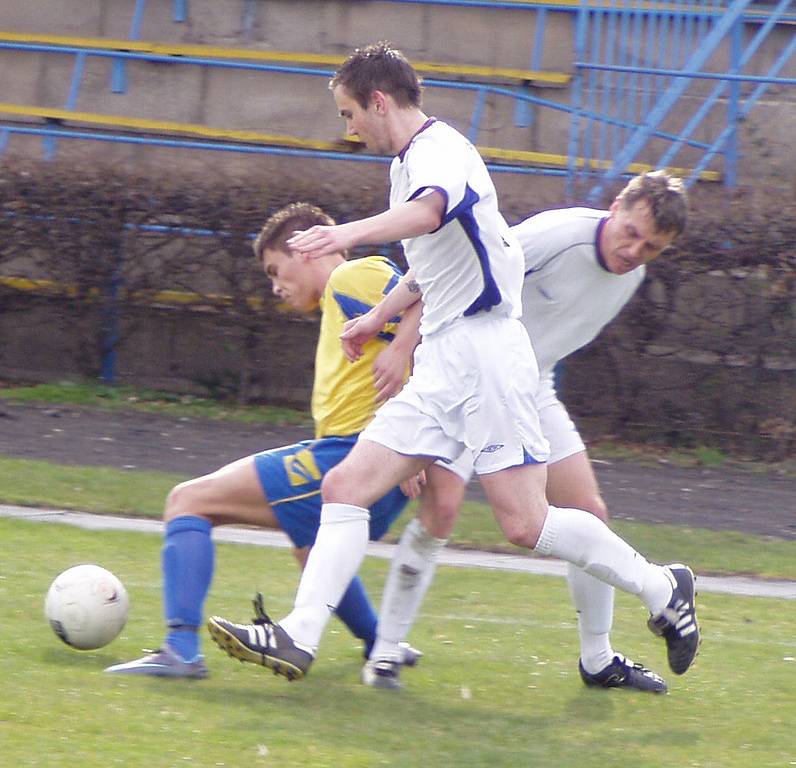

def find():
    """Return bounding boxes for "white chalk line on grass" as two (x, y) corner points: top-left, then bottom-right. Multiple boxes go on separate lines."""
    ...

(3, 504), (795, 600)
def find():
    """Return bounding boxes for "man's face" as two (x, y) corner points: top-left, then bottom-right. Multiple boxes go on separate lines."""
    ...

(601, 198), (676, 275)
(262, 247), (319, 313)
(333, 84), (392, 154)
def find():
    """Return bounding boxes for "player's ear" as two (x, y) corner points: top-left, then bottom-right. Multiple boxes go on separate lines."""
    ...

(295, 249), (315, 263)
(371, 90), (387, 114)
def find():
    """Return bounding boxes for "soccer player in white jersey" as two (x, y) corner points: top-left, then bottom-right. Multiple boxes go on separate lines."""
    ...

(364, 171), (689, 693)
(207, 44), (700, 685)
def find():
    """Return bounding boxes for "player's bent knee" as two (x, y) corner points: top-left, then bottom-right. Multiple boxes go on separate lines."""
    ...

(499, 517), (544, 549)
(163, 483), (188, 521)
(420, 500), (459, 538)
(163, 480), (212, 523)
(320, 465), (356, 504)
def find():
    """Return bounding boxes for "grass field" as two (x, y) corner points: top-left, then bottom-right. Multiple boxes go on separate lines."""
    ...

(2, 382), (795, 766)
(3, 517), (795, 768)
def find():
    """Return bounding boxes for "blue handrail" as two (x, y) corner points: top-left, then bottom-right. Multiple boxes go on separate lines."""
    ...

(1, 1), (793, 194)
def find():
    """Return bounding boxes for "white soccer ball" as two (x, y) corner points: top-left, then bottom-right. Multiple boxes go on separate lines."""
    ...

(44, 564), (130, 650)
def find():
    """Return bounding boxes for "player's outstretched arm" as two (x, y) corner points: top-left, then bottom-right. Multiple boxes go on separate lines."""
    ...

(287, 193), (444, 258)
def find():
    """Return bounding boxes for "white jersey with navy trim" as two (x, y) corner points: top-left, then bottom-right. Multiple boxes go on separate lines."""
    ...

(513, 207), (645, 374)
(390, 119), (523, 337)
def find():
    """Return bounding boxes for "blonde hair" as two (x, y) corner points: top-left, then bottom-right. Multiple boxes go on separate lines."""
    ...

(616, 171), (688, 236)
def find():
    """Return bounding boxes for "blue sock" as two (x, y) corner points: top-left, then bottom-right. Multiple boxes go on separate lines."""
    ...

(162, 515), (214, 661)
(335, 576), (378, 658)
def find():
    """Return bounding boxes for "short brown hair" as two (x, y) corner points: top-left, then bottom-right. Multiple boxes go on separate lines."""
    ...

(616, 170), (688, 237)
(252, 202), (335, 261)
(330, 41), (422, 110)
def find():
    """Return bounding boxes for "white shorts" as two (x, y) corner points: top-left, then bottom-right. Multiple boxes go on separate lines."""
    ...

(443, 370), (585, 482)
(361, 314), (550, 475)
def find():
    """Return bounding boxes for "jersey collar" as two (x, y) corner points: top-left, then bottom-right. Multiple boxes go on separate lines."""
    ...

(595, 216), (611, 273)
(397, 117), (437, 161)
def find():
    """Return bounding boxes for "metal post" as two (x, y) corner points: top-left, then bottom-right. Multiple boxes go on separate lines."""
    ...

(567, 1), (589, 199)
(725, 18), (742, 187)
(515, 7), (546, 128)
(100, 245), (123, 385)
(44, 50), (86, 160)
(173, 0), (188, 23)
(469, 87), (487, 144)
(113, 0), (147, 94)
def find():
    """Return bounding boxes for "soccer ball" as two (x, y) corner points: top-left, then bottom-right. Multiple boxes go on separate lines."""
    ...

(44, 564), (130, 650)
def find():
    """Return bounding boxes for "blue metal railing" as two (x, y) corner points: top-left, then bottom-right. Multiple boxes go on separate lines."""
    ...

(0, 38), (734, 175)
(0, 1), (793, 196)
(0, 39), (578, 176)
(567, 0), (795, 200)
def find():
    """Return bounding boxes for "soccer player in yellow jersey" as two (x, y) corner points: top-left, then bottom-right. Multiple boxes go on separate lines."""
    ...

(106, 202), (422, 679)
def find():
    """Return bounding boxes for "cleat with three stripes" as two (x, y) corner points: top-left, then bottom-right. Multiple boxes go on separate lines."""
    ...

(648, 564), (701, 675)
(207, 593), (313, 681)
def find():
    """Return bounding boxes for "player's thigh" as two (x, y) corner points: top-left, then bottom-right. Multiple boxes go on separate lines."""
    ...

(322, 438), (430, 508)
(478, 462), (549, 548)
(546, 451), (608, 521)
(165, 455), (278, 527)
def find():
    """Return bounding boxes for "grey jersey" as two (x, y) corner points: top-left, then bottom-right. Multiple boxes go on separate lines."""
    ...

(512, 207), (645, 373)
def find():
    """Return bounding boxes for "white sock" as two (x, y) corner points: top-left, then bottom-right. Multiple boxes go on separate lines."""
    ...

(280, 503), (370, 652)
(535, 506), (672, 615)
(370, 518), (447, 662)
(567, 564), (615, 674)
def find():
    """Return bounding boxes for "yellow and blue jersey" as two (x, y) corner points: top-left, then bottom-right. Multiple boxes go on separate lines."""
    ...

(312, 256), (405, 438)
(253, 255), (410, 548)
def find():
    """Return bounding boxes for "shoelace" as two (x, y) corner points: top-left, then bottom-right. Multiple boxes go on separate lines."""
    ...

(252, 592), (274, 627)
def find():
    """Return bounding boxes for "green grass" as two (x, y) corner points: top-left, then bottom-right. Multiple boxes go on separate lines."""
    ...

(0, 379), (312, 426)
(3, 379), (794, 766)
(0, 456), (178, 516)
(2, 456), (795, 580)
(2, 517), (795, 768)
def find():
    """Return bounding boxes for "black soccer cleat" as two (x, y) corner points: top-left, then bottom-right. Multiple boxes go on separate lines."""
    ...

(207, 593), (313, 681)
(579, 654), (667, 693)
(648, 564), (701, 675)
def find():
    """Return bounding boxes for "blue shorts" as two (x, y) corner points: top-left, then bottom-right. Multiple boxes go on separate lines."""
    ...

(254, 435), (409, 549)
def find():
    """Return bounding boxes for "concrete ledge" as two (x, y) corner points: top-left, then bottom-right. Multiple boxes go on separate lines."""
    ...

(3, 505), (794, 600)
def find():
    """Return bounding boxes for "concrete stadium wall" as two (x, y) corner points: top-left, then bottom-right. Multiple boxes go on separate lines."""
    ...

(1, 0), (794, 183)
